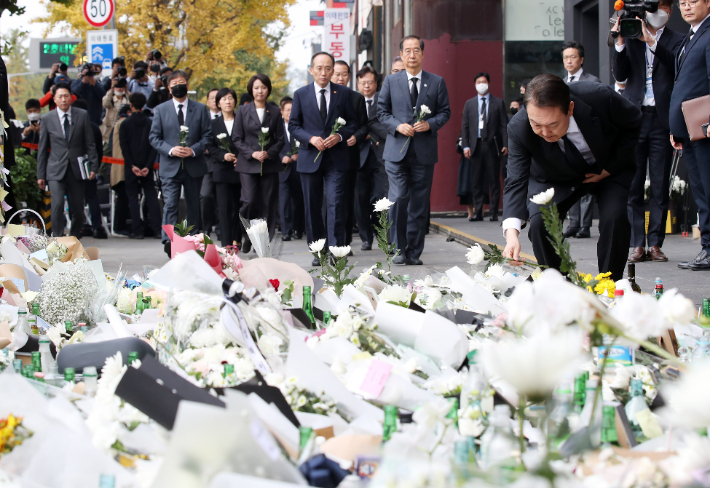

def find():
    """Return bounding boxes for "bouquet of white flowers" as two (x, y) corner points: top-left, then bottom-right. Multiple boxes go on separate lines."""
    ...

(240, 216), (271, 258)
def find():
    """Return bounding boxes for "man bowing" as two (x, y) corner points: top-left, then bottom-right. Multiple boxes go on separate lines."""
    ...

(377, 35), (451, 265)
(502, 74), (642, 280)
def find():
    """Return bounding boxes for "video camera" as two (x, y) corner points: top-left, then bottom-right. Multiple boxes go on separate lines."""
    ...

(80, 63), (102, 77)
(613, 0), (660, 39)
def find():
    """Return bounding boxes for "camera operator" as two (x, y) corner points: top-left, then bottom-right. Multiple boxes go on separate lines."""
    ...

(612, 0), (684, 263)
(147, 67), (173, 109)
(70, 64), (107, 126)
(21, 98), (41, 146)
(128, 61), (155, 99)
(146, 49), (168, 69)
(43, 62), (70, 95)
(101, 56), (126, 91)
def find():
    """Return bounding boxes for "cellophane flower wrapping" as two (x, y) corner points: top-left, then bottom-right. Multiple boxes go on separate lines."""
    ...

(240, 217), (271, 258)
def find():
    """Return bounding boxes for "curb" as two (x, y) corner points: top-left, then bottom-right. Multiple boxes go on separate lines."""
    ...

(428, 220), (538, 263)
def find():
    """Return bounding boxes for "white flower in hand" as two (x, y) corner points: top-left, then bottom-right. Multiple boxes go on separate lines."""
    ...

(530, 188), (555, 205)
(336, 117), (346, 126)
(373, 197), (394, 212)
(329, 245), (351, 258)
(295, 140), (300, 147)
(216, 133), (227, 140)
(466, 244), (485, 265)
(419, 104), (431, 115)
(180, 125), (189, 132)
(261, 127), (269, 134)
(309, 239), (326, 253)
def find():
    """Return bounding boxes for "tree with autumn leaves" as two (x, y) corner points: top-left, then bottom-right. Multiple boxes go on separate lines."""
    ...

(36, 0), (295, 100)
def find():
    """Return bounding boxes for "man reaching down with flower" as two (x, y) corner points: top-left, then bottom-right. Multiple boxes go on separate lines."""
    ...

(502, 74), (642, 280)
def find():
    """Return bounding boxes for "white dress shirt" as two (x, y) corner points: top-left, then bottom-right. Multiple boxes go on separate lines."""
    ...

(364, 96), (376, 117)
(566, 68), (584, 83)
(314, 82), (331, 113)
(210, 110), (221, 120)
(256, 108), (265, 124)
(57, 107), (71, 138)
(284, 121), (290, 142)
(614, 26), (664, 106)
(224, 118), (234, 136)
(503, 116), (594, 234)
(406, 70), (423, 95)
(169, 97), (195, 157)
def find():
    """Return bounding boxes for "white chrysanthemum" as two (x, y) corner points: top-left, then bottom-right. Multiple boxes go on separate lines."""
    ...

(309, 239), (326, 253)
(378, 284), (412, 305)
(662, 361), (710, 429)
(466, 244), (485, 265)
(336, 117), (346, 126)
(480, 330), (586, 401)
(216, 133), (227, 140)
(530, 188), (555, 205)
(415, 287), (442, 309)
(419, 104), (431, 115)
(259, 333), (284, 356)
(295, 140), (300, 147)
(610, 292), (669, 341)
(180, 125), (189, 132)
(485, 263), (505, 278)
(116, 288), (136, 314)
(329, 245), (351, 258)
(657, 289), (696, 325)
(373, 197), (394, 212)
(261, 127), (269, 133)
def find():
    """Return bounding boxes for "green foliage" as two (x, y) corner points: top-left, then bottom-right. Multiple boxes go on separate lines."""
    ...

(12, 148), (43, 214)
(280, 280), (294, 306)
(374, 209), (398, 273)
(311, 250), (355, 298)
(540, 202), (586, 287)
(173, 219), (194, 237)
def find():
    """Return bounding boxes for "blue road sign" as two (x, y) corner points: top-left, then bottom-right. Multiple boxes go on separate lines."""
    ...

(91, 43), (113, 65)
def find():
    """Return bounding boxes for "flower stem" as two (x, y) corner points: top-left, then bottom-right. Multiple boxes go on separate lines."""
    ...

(518, 394), (527, 460)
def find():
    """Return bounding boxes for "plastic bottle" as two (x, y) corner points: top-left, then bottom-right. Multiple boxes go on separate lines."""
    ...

(654, 278), (663, 299)
(16, 308), (30, 336)
(692, 327), (710, 362)
(624, 379), (649, 440)
(38, 335), (55, 374)
(480, 405), (518, 472)
(83, 366), (98, 397)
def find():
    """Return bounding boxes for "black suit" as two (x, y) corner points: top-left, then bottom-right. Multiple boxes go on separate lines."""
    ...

(146, 88), (171, 109)
(119, 111), (161, 236)
(343, 91), (369, 246)
(233, 102), (285, 241)
(613, 28), (684, 249)
(209, 113), (242, 247)
(669, 21), (710, 253)
(503, 82), (642, 280)
(460, 93), (507, 218)
(367, 92), (389, 201)
(278, 121), (305, 238)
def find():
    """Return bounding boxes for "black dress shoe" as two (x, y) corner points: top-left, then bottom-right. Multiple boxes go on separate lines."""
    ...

(282, 235), (291, 242)
(129, 232), (144, 240)
(241, 238), (252, 254)
(163, 241), (172, 258)
(563, 227), (580, 238)
(690, 254), (710, 270)
(575, 228), (591, 238)
(348, 250), (354, 256)
(469, 215), (483, 222)
(405, 257), (423, 265)
(311, 257), (321, 267)
(490, 215), (498, 222)
(115, 229), (130, 237)
(393, 255), (406, 265)
(361, 241), (372, 251)
(679, 249), (707, 269)
(93, 227), (108, 239)
(294, 231), (303, 240)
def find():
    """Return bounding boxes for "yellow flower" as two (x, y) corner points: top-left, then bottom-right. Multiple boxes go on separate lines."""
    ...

(594, 278), (616, 297)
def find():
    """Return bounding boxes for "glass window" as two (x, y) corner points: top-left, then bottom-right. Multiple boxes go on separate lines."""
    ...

(504, 41), (565, 107)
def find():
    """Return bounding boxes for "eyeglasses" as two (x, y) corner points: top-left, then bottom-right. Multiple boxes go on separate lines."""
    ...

(403, 48), (422, 55)
(563, 55), (580, 61)
(359, 80), (375, 86)
(679, 0), (700, 7)
(391, 68), (401, 73)
(312, 66), (333, 73)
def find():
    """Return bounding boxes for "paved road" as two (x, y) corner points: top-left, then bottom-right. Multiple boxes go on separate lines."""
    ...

(84, 216), (708, 305)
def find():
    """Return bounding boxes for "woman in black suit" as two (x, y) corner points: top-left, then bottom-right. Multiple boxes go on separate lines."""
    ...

(209, 87), (243, 248)
(233, 74), (285, 242)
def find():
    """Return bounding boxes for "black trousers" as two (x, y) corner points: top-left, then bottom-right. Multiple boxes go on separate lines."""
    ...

(84, 179), (102, 230)
(628, 110), (674, 248)
(343, 169), (356, 245)
(49, 169), (86, 238)
(240, 172), (278, 241)
(200, 172), (218, 234)
(681, 136), (710, 251)
(355, 152), (380, 245)
(125, 172), (161, 235)
(300, 153), (347, 247)
(528, 171), (634, 281)
(567, 194), (595, 229)
(471, 139), (501, 218)
(279, 168), (304, 237)
(112, 181), (129, 233)
(160, 168), (202, 242)
(215, 181), (242, 247)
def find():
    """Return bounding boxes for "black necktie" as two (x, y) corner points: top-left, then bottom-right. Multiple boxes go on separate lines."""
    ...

(63, 113), (70, 139)
(680, 30), (694, 62)
(480, 97), (487, 140)
(319, 89), (327, 123)
(618, 88), (624, 95)
(366, 99), (373, 118)
(410, 77), (419, 110)
(569, 75), (576, 83)
(177, 104), (185, 126)
(561, 135), (589, 170)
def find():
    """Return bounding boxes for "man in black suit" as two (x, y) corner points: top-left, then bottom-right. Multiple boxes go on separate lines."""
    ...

(612, 0), (684, 264)
(332, 60), (367, 250)
(669, 0), (710, 270)
(278, 97), (305, 242)
(562, 41), (601, 239)
(461, 72), (508, 221)
(119, 93), (162, 239)
(502, 74), (642, 281)
(288, 52), (357, 263)
(368, 72), (390, 203)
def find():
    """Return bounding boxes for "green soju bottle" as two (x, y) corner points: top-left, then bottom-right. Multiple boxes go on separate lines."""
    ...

(382, 405), (398, 442)
(302, 286), (315, 327)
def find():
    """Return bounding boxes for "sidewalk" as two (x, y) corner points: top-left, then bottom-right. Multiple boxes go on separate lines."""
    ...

(430, 216), (710, 306)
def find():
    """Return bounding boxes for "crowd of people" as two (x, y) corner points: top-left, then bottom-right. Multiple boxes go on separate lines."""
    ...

(11, 0), (710, 276)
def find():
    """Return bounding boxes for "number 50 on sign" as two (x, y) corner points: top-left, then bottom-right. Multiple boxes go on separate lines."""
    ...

(83, 0), (114, 28)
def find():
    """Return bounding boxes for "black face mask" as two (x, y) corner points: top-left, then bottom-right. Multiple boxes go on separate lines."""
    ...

(510, 107), (519, 115)
(170, 83), (188, 99)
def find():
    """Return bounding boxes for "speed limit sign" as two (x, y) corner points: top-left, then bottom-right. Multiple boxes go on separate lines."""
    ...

(83, 0), (114, 28)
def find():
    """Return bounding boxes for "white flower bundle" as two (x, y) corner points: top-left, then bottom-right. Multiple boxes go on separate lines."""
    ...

(34, 261), (99, 326)
(241, 217), (271, 258)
